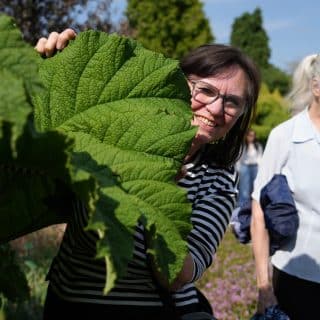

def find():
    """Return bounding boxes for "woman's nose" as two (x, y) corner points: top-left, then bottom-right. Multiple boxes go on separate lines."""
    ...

(205, 97), (224, 116)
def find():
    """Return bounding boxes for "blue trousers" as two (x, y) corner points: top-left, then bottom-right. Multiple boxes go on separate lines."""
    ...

(238, 164), (258, 207)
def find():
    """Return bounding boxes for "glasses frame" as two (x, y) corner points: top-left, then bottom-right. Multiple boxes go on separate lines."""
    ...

(190, 80), (246, 117)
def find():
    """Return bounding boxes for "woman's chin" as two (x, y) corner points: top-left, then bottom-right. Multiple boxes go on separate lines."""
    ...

(194, 132), (216, 146)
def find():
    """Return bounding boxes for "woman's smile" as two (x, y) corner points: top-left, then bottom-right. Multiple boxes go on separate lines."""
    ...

(193, 114), (217, 128)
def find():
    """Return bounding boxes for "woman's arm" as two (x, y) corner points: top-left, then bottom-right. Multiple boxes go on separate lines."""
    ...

(251, 199), (277, 313)
(250, 123), (293, 313)
(169, 167), (237, 291)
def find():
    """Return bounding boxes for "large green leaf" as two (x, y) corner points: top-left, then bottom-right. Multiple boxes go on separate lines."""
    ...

(0, 13), (197, 294)
(34, 31), (196, 293)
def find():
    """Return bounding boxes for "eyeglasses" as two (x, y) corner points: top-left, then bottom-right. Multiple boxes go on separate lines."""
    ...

(190, 80), (246, 117)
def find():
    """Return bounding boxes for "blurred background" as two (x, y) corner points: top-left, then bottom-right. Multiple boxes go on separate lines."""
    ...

(0, 1), (318, 319)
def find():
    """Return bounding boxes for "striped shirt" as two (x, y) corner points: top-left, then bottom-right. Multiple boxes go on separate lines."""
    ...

(47, 160), (237, 313)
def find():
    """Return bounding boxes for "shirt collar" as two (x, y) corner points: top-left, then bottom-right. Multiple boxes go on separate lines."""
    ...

(292, 107), (317, 143)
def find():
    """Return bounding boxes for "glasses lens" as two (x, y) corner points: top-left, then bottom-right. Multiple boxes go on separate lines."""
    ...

(192, 81), (245, 116)
(193, 82), (218, 104)
(224, 97), (244, 114)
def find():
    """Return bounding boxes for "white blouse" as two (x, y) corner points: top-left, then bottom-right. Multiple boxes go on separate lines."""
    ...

(252, 107), (320, 283)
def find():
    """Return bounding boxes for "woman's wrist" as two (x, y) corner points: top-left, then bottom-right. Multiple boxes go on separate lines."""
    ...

(257, 283), (272, 291)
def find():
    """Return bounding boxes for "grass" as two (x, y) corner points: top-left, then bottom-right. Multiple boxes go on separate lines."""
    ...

(5, 225), (258, 320)
(197, 227), (258, 320)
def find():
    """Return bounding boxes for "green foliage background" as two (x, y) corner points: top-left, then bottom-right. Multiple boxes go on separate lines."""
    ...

(253, 84), (290, 145)
(231, 8), (270, 69)
(126, 0), (214, 59)
(0, 0), (114, 44)
(230, 7), (291, 96)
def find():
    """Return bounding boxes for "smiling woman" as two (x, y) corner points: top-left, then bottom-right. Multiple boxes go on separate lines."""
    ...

(180, 44), (259, 167)
(34, 30), (260, 320)
(184, 66), (248, 162)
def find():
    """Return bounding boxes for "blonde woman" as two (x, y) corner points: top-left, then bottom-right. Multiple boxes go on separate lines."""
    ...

(251, 54), (320, 319)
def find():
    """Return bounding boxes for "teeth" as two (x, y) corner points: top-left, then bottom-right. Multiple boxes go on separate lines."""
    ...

(197, 115), (216, 127)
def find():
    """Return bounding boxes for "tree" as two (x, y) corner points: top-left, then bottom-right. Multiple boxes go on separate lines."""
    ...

(230, 7), (270, 69)
(261, 64), (291, 96)
(125, 0), (214, 59)
(0, 0), (114, 45)
(230, 7), (290, 95)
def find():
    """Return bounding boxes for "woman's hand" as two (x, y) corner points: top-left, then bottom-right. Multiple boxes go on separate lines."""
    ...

(35, 29), (77, 57)
(257, 285), (278, 314)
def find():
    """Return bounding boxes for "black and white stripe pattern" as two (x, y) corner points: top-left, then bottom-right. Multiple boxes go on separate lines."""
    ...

(47, 161), (237, 312)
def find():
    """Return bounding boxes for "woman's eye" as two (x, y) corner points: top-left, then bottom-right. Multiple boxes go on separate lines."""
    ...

(199, 87), (215, 96)
(225, 97), (240, 108)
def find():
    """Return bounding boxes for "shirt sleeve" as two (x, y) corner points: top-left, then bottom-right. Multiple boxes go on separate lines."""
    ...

(252, 122), (291, 202)
(187, 168), (237, 282)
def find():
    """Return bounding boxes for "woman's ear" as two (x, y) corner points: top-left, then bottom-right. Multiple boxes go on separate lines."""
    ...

(186, 79), (193, 92)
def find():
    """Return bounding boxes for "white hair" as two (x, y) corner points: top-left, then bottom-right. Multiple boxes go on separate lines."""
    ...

(286, 54), (320, 114)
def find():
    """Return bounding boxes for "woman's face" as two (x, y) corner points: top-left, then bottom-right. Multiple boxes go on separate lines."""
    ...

(188, 66), (248, 149)
(246, 130), (256, 143)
